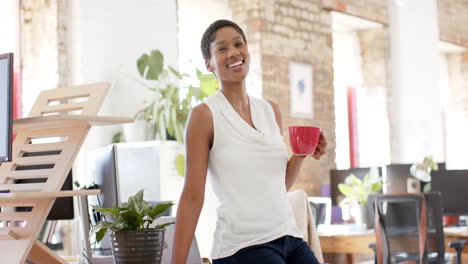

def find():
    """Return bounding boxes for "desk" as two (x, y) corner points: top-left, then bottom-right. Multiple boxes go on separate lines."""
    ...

(319, 226), (468, 263)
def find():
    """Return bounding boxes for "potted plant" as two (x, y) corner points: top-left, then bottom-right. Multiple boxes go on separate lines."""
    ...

(410, 155), (438, 192)
(92, 190), (174, 264)
(338, 169), (384, 228)
(130, 49), (218, 177)
(134, 49), (218, 142)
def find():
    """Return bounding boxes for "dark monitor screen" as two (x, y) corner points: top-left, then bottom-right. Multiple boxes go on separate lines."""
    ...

(385, 164), (412, 193)
(330, 167), (381, 205)
(431, 169), (468, 216)
(15, 171), (74, 220)
(385, 163), (446, 193)
(15, 151), (74, 220)
(0, 53), (13, 163)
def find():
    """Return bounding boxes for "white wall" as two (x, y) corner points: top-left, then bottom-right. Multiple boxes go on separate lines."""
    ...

(0, 0), (20, 64)
(178, 0), (231, 81)
(332, 14), (390, 169)
(388, 0), (443, 163)
(178, 0), (231, 258)
(332, 31), (361, 169)
(69, 0), (179, 184)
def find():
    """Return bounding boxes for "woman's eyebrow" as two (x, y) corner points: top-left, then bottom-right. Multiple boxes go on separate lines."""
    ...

(214, 41), (225, 46)
(213, 36), (242, 46)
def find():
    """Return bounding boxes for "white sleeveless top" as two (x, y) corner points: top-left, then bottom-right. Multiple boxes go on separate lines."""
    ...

(204, 92), (303, 259)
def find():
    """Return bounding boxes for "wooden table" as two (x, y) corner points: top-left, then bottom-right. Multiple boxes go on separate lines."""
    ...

(319, 226), (468, 263)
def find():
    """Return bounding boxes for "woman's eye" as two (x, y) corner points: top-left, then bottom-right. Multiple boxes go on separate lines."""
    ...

(235, 42), (244, 47)
(218, 47), (226, 52)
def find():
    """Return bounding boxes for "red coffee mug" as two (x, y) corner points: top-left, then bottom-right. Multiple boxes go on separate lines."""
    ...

(288, 126), (321, 155)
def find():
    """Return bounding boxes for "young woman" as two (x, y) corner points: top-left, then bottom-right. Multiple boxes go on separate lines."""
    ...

(171, 19), (327, 264)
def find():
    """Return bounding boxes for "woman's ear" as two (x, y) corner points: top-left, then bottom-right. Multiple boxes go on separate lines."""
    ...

(205, 60), (214, 73)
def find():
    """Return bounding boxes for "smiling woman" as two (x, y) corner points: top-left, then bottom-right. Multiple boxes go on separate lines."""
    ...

(171, 19), (327, 264)
(203, 24), (250, 83)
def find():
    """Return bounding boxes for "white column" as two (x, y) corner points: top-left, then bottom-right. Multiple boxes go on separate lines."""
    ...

(0, 0), (20, 68)
(387, 0), (443, 163)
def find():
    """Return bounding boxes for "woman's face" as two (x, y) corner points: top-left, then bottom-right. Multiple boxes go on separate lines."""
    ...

(206, 26), (250, 83)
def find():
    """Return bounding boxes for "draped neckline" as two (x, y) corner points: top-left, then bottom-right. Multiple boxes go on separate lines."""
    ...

(216, 91), (268, 142)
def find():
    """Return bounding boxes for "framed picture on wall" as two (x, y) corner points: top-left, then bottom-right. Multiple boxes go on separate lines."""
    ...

(289, 62), (313, 118)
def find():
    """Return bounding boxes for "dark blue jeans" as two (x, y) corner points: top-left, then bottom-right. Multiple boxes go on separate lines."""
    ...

(212, 236), (320, 264)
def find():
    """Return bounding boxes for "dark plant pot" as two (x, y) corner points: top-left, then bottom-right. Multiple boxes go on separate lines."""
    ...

(110, 229), (165, 264)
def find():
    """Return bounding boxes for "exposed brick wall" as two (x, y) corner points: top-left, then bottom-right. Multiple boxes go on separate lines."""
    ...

(20, 0), (60, 114)
(358, 28), (389, 95)
(322, 0), (468, 47)
(228, 0), (468, 196)
(321, 0), (388, 24)
(358, 28), (391, 166)
(230, 0), (336, 196)
(57, 0), (70, 87)
(438, 0), (468, 46)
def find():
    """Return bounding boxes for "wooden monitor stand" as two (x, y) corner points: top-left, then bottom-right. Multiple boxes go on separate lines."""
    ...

(0, 83), (132, 264)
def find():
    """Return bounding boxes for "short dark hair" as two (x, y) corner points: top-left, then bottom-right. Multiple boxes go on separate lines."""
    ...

(200, 19), (247, 61)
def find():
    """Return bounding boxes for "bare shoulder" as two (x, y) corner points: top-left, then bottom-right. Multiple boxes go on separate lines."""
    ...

(186, 103), (214, 144)
(266, 100), (283, 133)
(190, 103), (212, 123)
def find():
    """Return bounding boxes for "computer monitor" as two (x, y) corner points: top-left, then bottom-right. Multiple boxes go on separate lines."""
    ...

(431, 169), (468, 216)
(385, 164), (412, 193)
(0, 53), (13, 163)
(385, 163), (446, 193)
(15, 152), (75, 220)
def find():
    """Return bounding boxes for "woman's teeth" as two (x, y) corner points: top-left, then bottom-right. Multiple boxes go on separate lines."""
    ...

(228, 60), (243, 68)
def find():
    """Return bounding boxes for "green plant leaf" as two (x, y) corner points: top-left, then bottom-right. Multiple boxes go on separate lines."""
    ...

(339, 196), (356, 207)
(121, 210), (143, 230)
(169, 106), (177, 139)
(370, 182), (383, 193)
(175, 124), (184, 143)
(175, 154), (185, 177)
(95, 227), (108, 243)
(362, 173), (370, 185)
(128, 189), (145, 213)
(136, 54), (149, 77)
(91, 189), (174, 234)
(338, 183), (355, 196)
(164, 101), (171, 126)
(158, 115), (167, 140)
(198, 73), (219, 96)
(137, 50), (164, 80)
(112, 131), (122, 143)
(149, 202), (174, 219)
(154, 222), (175, 229)
(134, 52), (220, 143)
(348, 174), (363, 187)
(166, 106), (176, 138)
(168, 66), (189, 80)
(94, 207), (121, 220)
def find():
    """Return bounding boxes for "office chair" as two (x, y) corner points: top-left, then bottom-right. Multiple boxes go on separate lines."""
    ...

(370, 193), (467, 264)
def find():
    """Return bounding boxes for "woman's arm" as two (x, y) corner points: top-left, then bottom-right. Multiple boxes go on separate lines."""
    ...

(267, 101), (327, 191)
(171, 104), (213, 264)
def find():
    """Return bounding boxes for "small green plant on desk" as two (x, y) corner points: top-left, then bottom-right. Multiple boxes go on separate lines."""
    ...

(92, 189), (174, 264)
(338, 170), (384, 228)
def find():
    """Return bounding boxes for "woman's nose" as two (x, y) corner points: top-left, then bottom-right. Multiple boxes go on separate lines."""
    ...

(228, 48), (241, 58)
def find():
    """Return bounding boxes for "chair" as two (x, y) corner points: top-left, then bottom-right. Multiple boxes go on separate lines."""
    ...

(0, 83), (132, 263)
(287, 189), (324, 263)
(370, 192), (467, 264)
(308, 196), (332, 226)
